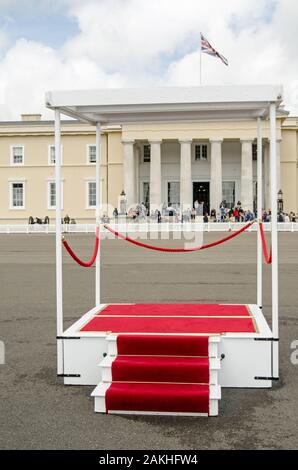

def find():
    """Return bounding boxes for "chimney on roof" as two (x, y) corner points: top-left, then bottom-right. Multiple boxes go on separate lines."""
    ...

(21, 114), (42, 122)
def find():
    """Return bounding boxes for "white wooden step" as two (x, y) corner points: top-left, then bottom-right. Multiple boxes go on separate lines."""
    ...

(99, 356), (221, 385)
(106, 334), (220, 358)
(91, 383), (221, 416)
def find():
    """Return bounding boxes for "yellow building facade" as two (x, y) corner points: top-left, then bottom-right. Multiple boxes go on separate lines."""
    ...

(0, 114), (297, 223)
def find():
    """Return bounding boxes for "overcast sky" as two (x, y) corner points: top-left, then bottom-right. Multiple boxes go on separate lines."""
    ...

(0, 0), (297, 120)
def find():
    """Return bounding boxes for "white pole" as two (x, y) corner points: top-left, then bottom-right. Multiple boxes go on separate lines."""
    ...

(95, 122), (101, 306)
(199, 35), (202, 85)
(257, 117), (263, 308)
(55, 109), (63, 375)
(270, 103), (279, 378)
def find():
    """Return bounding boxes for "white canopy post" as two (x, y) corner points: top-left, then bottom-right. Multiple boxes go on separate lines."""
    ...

(257, 117), (263, 308)
(95, 122), (101, 306)
(55, 109), (63, 374)
(270, 102), (279, 378)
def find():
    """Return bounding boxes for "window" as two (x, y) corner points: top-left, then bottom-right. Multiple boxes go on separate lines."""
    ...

(143, 144), (151, 163)
(10, 146), (24, 165)
(252, 143), (257, 161)
(48, 145), (56, 165)
(167, 182), (180, 207)
(87, 145), (96, 164)
(48, 145), (63, 165)
(49, 182), (56, 208)
(47, 181), (63, 209)
(10, 182), (25, 209)
(142, 182), (150, 210)
(87, 181), (97, 208)
(253, 181), (257, 214)
(222, 181), (235, 209)
(195, 144), (208, 161)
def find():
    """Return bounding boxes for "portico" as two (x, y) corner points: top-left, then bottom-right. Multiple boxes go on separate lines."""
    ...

(121, 135), (278, 214)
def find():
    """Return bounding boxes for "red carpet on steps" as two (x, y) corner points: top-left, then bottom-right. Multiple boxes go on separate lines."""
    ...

(98, 303), (250, 317)
(111, 356), (210, 384)
(104, 335), (212, 414)
(81, 315), (255, 333)
(105, 382), (210, 414)
(117, 334), (209, 356)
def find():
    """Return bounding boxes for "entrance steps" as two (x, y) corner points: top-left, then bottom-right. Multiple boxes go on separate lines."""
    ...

(91, 334), (221, 416)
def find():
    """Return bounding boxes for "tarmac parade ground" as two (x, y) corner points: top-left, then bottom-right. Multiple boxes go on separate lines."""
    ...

(0, 232), (297, 450)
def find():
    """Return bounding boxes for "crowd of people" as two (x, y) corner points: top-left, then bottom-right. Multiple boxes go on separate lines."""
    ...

(102, 199), (297, 224)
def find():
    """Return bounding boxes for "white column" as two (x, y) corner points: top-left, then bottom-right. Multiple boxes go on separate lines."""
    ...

(149, 140), (162, 211)
(276, 139), (281, 192)
(257, 118), (263, 308)
(55, 109), (63, 375)
(134, 145), (140, 204)
(270, 103), (279, 378)
(265, 139), (281, 209)
(179, 139), (192, 210)
(210, 139), (222, 213)
(264, 142), (270, 210)
(240, 140), (253, 211)
(95, 123), (101, 307)
(122, 139), (135, 208)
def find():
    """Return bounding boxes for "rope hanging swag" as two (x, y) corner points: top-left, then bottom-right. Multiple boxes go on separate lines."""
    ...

(62, 226), (100, 267)
(103, 221), (255, 253)
(259, 222), (272, 264)
(61, 220), (272, 266)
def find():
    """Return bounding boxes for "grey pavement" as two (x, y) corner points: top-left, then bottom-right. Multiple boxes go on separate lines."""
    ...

(0, 232), (297, 450)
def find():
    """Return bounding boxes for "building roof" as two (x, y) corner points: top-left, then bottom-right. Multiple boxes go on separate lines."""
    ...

(45, 85), (284, 125)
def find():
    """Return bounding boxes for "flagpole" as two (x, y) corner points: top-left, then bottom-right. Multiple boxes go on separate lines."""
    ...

(199, 33), (228, 81)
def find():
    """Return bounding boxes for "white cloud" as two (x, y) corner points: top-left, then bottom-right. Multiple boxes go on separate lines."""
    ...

(0, 0), (297, 119)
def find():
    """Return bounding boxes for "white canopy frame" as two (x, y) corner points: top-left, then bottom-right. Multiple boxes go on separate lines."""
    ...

(47, 85), (282, 378)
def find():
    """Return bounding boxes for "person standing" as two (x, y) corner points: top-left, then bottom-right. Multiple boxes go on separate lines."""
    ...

(194, 199), (199, 215)
(220, 203), (225, 222)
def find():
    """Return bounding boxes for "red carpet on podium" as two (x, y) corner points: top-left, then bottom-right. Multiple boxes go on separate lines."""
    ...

(81, 315), (255, 334)
(98, 303), (250, 317)
(81, 303), (256, 335)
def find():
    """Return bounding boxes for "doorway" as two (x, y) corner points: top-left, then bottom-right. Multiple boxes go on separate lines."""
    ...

(193, 182), (210, 214)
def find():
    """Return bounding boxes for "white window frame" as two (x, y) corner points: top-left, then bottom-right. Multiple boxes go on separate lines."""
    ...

(143, 144), (151, 163)
(10, 145), (24, 166)
(9, 181), (26, 210)
(86, 144), (97, 165)
(252, 143), (258, 161)
(48, 145), (63, 166)
(86, 180), (97, 209)
(140, 181), (150, 208)
(167, 180), (180, 207)
(194, 143), (209, 162)
(47, 180), (64, 210)
(222, 180), (236, 209)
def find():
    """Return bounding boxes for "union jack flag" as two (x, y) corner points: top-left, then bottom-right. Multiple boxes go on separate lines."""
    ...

(200, 33), (228, 66)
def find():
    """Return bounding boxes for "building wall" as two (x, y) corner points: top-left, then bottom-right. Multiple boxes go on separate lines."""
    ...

(0, 117), (297, 223)
(280, 130), (297, 212)
(106, 131), (123, 213)
(0, 121), (123, 223)
(122, 120), (282, 141)
(280, 118), (298, 213)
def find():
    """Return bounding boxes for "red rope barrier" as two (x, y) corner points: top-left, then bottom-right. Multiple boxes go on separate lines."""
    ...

(62, 226), (100, 267)
(259, 222), (272, 264)
(104, 221), (254, 253)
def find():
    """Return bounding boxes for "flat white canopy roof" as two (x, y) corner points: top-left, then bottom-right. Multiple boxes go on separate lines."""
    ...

(45, 85), (284, 125)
